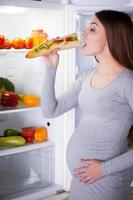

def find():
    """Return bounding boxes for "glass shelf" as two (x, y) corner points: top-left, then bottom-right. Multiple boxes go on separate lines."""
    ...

(0, 49), (28, 57)
(0, 105), (41, 114)
(0, 49), (27, 53)
(0, 141), (54, 157)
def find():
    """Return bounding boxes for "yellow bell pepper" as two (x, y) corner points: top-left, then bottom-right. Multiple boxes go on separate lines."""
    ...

(23, 95), (40, 107)
(34, 127), (48, 142)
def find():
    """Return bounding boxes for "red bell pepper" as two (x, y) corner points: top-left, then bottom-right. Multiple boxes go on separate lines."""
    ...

(1, 91), (19, 107)
(21, 127), (35, 143)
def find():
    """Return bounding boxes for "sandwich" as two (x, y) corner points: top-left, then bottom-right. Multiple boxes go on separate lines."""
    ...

(25, 33), (80, 58)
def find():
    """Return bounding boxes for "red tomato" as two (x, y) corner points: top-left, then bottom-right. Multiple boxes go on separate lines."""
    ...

(0, 35), (5, 45)
(0, 44), (4, 49)
(3, 39), (12, 49)
(24, 38), (34, 49)
(12, 38), (25, 49)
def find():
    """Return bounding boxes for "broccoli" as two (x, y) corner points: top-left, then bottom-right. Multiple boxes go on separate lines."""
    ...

(0, 77), (15, 92)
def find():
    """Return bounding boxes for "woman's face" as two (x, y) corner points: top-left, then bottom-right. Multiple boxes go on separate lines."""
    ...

(81, 15), (107, 56)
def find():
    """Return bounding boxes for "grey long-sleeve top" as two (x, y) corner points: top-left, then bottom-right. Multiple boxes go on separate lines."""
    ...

(41, 65), (133, 176)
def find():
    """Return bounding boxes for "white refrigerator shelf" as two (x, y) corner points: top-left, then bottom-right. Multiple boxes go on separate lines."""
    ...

(0, 49), (27, 53)
(0, 105), (41, 114)
(0, 141), (54, 157)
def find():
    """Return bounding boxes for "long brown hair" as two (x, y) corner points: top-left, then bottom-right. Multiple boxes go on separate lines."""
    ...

(128, 126), (133, 147)
(95, 10), (133, 147)
(95, 10), (133, 70)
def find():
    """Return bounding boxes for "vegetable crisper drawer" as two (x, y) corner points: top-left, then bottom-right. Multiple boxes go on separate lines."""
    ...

(0, 144), (55, 200)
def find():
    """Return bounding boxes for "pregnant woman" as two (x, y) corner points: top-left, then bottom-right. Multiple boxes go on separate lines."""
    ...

(41, 10), (133, 200)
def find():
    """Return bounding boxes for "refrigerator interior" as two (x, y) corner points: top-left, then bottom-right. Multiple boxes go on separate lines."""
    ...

(0, 4), (70, 199)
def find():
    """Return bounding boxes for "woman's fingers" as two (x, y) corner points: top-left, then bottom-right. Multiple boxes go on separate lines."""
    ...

(73, 159), (103, 184)
(80, 176), (92, 183)
(52, 48), (60, 54)
(74, 167), (87, 175)
(74, 171), (86, 177)
(42, 48), (59, 67)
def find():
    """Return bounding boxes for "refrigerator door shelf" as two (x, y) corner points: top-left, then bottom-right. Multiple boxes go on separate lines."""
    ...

(0, 140), (54, 157)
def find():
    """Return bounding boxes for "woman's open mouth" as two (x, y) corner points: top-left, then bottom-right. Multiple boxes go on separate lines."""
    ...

(80, 39), (86, 48)
(82, 42), (87, 48)
(80, 35), (86, 48)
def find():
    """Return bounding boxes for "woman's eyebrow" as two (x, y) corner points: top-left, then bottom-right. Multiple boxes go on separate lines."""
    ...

(90, 22), (98, 26)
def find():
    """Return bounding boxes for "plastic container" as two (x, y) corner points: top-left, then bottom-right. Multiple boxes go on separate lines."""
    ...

(30, 29), (48, 47)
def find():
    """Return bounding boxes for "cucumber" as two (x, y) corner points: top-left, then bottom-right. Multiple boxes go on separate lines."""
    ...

(4, 129), (21, 137)
(0, 136), (26, 147)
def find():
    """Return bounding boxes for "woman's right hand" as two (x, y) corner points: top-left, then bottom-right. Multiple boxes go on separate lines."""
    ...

(42, 49), (59, 67)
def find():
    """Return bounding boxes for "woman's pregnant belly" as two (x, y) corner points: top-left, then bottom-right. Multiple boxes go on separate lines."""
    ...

(66, 117), (129, 175)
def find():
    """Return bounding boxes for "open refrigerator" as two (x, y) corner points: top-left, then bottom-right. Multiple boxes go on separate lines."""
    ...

(0, 0), (133, 199)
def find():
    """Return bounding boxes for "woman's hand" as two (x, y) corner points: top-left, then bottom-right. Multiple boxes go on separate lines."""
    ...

(74, 159), (104, 184)
(42, 48), (59, 67)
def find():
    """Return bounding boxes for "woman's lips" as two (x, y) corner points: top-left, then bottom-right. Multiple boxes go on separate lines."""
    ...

(80, 39), (86, 48)
(83, 42), (86, 48)
(80, 35), (86, 48)
(82, 41), (86, 48)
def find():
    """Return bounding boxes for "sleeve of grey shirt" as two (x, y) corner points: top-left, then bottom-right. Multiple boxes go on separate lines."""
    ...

(41, 65), (88, 118)
(102, 71), (133, 176)
(101, 148), (133, 176)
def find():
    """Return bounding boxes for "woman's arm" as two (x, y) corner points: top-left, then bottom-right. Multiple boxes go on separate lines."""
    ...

(41, 65), (88, 118)
(101, 148), (133, 176)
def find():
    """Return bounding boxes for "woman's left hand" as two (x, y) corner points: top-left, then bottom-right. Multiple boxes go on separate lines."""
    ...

(74, 159), (104, 184)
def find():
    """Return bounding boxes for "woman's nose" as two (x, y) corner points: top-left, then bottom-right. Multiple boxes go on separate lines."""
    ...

(81, 30), (87, 38)
(81, 31), (86, 38)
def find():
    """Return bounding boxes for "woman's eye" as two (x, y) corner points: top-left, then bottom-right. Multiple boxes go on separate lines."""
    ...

(90, 28), (95, 32)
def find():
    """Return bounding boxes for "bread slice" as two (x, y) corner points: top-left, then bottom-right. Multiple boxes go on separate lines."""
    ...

(25, 33), (80, 58)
